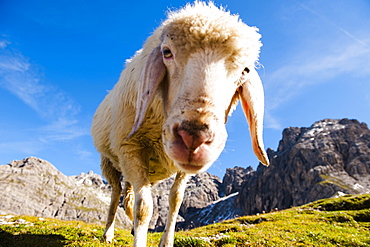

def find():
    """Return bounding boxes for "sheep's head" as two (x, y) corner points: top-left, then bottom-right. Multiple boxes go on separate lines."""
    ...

(129, 2), (269, 173)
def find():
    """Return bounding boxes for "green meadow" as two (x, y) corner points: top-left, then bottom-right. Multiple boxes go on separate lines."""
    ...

(1, 194), (369, 247)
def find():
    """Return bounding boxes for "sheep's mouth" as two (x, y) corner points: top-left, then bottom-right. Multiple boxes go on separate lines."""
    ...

(178, 162), (207, 173)
(165, 136), (219, 174)
(166, 128), (215, 171)
(163, 121), (227, 173)
(170, 142), (213, 173)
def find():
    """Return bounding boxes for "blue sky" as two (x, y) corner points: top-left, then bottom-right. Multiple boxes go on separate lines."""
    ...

(1, 0), (370, 178)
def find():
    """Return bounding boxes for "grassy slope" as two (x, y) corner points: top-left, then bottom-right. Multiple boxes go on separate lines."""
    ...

(0, 194), (369, 247)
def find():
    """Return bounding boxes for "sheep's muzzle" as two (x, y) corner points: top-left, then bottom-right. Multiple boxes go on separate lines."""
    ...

(164, 119), (223, 173)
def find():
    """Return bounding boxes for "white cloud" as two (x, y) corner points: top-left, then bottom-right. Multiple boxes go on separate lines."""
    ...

(0, 39), (11, 49)
(264, 112), (282, 130)
(265, 37), (370, 111)
(40, 118), (88, 141)
(264, 37), (370, 130)
(0, 39), (86, 141)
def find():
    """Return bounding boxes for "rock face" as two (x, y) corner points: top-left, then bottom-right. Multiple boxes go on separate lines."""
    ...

(150, 172), (222, 231)
(236, 119), (370, 215)
(1, 119), (369, 230)
(182, 192), (244, 229)
(222, 166), (254, 196)
(0, 157), (132, 229)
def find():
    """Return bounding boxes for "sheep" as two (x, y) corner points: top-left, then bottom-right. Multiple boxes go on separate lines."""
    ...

(91, 1), (269, 246)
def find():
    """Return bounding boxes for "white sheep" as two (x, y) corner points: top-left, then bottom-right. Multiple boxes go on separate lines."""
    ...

(91, 2), (269, 246)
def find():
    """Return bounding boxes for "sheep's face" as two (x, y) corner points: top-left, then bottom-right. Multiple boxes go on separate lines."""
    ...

(129, 15), (270, 174)
(159, 39), (245, 173)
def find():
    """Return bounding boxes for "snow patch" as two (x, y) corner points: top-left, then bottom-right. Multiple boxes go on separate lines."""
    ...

(303, 120), (346, 138)
(209, 192), (239, 205)
(353, 183), (364, 190)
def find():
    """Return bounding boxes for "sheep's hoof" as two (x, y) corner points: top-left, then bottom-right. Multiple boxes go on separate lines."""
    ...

(103, 234), (114, 244)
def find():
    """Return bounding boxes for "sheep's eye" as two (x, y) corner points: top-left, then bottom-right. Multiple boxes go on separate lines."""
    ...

(163, 49), (173, 58)
(243, 67), (250, 75)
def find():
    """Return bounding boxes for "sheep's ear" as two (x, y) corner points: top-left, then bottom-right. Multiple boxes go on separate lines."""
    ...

(127, 46), (166, 138)
(238, 68), (270, 166)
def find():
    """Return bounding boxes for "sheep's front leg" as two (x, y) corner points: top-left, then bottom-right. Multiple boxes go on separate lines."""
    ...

(133, 182), (153, 247)
(118, 149), (154, 246)
(159, 171), (188, 247)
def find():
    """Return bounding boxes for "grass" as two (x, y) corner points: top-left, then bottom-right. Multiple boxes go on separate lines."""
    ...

(1, 194), (369, 246)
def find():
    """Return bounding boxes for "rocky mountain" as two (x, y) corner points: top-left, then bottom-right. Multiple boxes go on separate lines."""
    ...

(0, 157), (132, 229)
(1, 118), (369, 231)
(151, 172), (222, 230)
(0, 157), (223, 231)
(235, 118), (370, 215)
(222, 166), (254, 196)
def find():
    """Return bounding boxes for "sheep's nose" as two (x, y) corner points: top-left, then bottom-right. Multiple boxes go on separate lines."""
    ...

(177, 129), (213, 152)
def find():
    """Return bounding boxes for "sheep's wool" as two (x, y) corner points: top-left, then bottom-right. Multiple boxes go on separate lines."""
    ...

(162, 1), (262, 71)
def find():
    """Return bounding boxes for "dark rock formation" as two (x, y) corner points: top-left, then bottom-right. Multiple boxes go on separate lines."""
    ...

(235, 119), (370, 215)
(222, 166), (254, 196)
(150, 172), (222, 231)
(182, 192), (244, 229)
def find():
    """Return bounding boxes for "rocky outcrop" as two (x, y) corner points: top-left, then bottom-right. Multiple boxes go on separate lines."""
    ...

(0, 157), (223, 231)
(150, 172), (222, 231)
(182, 192), (243, 229)
(236, 119), (370, 215)
(222, 166), (254, 196)
(0, 157), (132, 229)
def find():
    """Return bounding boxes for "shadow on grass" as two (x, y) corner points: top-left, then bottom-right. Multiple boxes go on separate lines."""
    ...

(0, 230), (66, 247)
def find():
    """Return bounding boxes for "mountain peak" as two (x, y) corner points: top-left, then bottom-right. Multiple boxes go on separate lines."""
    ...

(238, 118), (370, 215)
